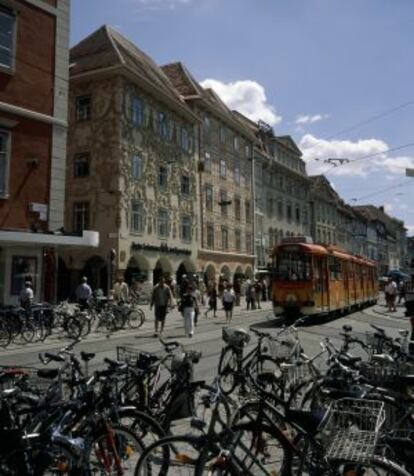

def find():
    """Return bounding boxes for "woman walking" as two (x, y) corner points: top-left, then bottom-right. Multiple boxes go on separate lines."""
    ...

(223, 284), (235, 324)
(180, 285), (198, 338)
(205, 284), (218, 318)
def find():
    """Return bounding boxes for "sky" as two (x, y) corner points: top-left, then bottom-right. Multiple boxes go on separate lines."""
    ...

(71, 0), (414, 235)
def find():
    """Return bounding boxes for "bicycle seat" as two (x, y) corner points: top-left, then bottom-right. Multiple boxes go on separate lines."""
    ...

(337, 354), (362, 365)
(342, 325), (352, 333)
(81, 351), (95, 362)
(37, 368), (59, 379)
(286, 409), (325, 435)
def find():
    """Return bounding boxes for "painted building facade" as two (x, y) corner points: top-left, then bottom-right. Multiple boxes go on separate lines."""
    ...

(162, 63), (256, 283)
(64, 27), (199, 292)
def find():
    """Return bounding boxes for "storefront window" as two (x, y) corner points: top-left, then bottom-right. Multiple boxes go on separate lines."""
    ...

(10, 256), (37, 295)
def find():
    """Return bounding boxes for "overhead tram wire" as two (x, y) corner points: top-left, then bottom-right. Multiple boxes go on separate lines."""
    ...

(352, 179), (413, 202)
(325, 99), (414, 140)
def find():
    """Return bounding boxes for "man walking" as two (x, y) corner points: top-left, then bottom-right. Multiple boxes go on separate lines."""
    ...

(19, 281), (34, 310)
(150, 276), (173, 337)
(113, 276), (129, 303)
(75, 276), (92, 310)
(385, 277), (397, 312)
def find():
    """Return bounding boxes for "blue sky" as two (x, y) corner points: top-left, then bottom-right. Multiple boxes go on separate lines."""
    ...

(71, 0), (414, 234)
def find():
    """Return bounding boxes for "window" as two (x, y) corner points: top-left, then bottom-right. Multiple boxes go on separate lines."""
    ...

(219, 126), (226, 144)
(158, 166), (168, 188)
(220, 190), (228, 217)
(234, 196), (241, 221)
(245, 144), (251, 159)
(73, 202), (89, 233)
(204, 152), (212, 173)
(207, 223), (214, 248)
(74, 153), (90, 178)
(158, 112), (168, 139)
(287, 203), (292, 222)
(277, 200), (283, 219)
(181, 215), (192, 241)
(233, 158), (240, 184)
(205, 185), (213, 212)
(181, 127), (191, 152)
(246, 232), (252, 254)
(131, 201), (145, 233)
(267, 195), (273, 216)
(0, 130), (10, 196)
(0, 8), (15, 70)
(75, 95), (91, 121)
(275, 252), (311, 281)
(158, 209), (169, 237)
(295, 205), (300, 224)
(329, 256), (342, 280)
(181, 175), (190, 196)
(303, 207), (308, 225)
(203, 114), (211, 143)
(233, 135), (239, 151)
(220, 159), (226, 179)
(235, 229), (241, 252)
(245, 200), (251, 224)
(221, 226), (228, 250)
(131, 96), (144, 126)
(131, 154), (143, 180)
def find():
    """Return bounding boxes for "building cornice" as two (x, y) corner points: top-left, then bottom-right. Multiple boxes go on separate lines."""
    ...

(0, 101), (67, 127)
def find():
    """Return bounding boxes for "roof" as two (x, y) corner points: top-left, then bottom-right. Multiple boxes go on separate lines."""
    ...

(162, 62), (256, 140)
(309, 175), (342, 203)
(70, 26), (194, 117)
(274, 135), (303, 157)
(353, 205), (405, 239)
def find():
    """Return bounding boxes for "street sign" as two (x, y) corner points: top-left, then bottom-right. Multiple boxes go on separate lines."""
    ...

(406, 168), (414, 177)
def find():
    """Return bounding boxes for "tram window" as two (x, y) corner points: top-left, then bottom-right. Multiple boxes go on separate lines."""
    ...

(275, 253), (311, 281)
(328, 257), (342, 280)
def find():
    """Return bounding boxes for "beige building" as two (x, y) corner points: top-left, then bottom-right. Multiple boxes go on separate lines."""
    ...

(162, 63), (256, 283)
(64, 26), (200, 291)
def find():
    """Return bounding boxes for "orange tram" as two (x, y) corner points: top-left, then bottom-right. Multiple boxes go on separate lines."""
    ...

(271, 237), (378, 320)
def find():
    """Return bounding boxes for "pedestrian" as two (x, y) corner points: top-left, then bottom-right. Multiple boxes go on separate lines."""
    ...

(398, 280), (406, 304)
(150, 276), (173, 337)
(193, 285), (202, 326)
(218, 277), (224, 299)
(113, 276), (129, 303)
(385, 277), (397, 312)
(205, 284), (218, 318)
(246, 282), (255, 310)
(233, 278), (241, 306)
(19, 281), (34, 310)
(75, 276), (92, 310)
(254, 280), (262, 309)
(223, 284), (236, 323)
(180, 285), (198, 338)
(261, 278), (267, 301)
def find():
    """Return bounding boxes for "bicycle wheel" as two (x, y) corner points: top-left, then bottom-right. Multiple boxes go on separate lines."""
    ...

(135, 434), (201, 476)
(250, 356), (282, 397)
(117, 408), (166, 449)
(128, 308), (145, 329)
(195, 421), (292, 476)
(0, 322), (11, 348)
(218, 348), (238, 395)
(63, 317), (82, 340)
(20, 320), (35, 343)
(88, 425), (144, 475)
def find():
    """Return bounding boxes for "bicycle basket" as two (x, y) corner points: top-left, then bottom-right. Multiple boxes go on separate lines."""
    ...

(359, 361), (400, 386)
(320, 398), (386, 463)
(268, 338), (295, 361)
(222, 327), (250, 347)
(281, 362), (315, 388)
(365, 332), (385, 355)
(117, 346), (160, 368)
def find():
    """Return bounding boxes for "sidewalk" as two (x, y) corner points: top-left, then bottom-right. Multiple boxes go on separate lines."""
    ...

(363, 295), (408, 320)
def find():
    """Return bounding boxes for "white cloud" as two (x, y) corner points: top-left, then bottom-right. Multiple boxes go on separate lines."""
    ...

(300, 134), (388, 177)
(384, 203), (394, 213)
(295, 113), (329, 125)
(200, 78), (282, 126)
(405, 225), (414, 236)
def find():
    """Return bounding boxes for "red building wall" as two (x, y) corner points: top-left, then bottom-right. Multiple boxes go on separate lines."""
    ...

(0, 0), (56, 115)
(0, 1), (56, 231)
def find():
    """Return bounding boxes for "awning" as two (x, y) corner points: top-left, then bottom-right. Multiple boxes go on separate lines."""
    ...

(0, 230), (99, 248)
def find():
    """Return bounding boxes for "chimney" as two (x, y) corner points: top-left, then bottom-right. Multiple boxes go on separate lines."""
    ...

(379, 206), (384, 213)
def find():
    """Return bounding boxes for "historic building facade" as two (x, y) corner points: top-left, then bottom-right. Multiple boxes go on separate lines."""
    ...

(0, 0), (97, 305)
(65, 27), (199, 291)
(162, 63), (255, 283)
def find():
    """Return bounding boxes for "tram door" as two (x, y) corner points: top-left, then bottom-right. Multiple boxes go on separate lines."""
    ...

(314, 256), (328, 310)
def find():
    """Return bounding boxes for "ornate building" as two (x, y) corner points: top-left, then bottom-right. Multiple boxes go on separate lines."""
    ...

(162, 63), (256, 283)
(64, 26), (200, 290)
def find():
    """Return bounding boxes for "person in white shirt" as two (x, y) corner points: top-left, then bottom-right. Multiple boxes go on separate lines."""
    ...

(19, 281), (34, 310)
(113, 276), (129, 303)
(385, 278), (397, 312)
(222, 284), (236, 323)
(75, 276), (93, 310)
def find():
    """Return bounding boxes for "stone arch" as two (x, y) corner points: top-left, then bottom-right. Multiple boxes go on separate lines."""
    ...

(125, 254), (150, 285)
(245, 265), (254, 279)
(204, 263), (216, 285)
(176, 258), (197, 286)
(153, 256), (173, 285)
(220, 265), (231, 282)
